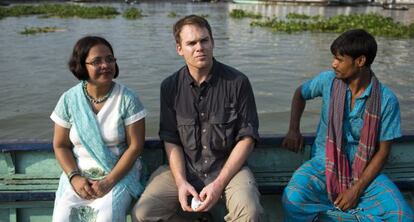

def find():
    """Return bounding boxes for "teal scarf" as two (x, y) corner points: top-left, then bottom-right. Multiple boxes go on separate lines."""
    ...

(67, 82), (143, 198)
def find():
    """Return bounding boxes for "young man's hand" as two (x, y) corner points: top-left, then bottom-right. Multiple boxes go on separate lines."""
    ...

(177, 181), (199, 212)
(282, 130), (304, 153)
(334, 185), (363, 211)
(196, 180), (224, 212)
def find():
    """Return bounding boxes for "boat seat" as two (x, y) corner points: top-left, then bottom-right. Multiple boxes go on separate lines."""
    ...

(1, 134), (414, 221)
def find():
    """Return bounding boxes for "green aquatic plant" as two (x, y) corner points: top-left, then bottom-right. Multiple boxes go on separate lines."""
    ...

(251, 13), (414, 38)
(168, 11), (177, 18)
(229, 9), (262, 19)
(19, 26), (64, 35)
(286, 12), (322, 21)
(0, 4), (119, 19)
(122, 7), (143, 20)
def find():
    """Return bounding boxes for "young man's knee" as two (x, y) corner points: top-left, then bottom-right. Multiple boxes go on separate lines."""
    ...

(282, 186), (303, 209)
(131, 202), (150, 222)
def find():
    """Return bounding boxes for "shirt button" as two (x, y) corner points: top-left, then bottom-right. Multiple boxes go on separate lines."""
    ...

(204, 173), (208, 177)
(204, 160), (208, 163)
(201, 112), (205, 117)
(202, 129), (206, 133)
(203, 145), (207, 149)
(199, 96), (203, 100)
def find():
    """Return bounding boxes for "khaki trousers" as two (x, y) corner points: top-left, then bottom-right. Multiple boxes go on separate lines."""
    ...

(132, 165), (263, 222)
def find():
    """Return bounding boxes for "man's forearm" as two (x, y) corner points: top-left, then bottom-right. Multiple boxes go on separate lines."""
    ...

(213, 136), (255, 188)
(353, 141), (392, 194)
(289, 86), (306, 131)
(165, 142), (188, 187)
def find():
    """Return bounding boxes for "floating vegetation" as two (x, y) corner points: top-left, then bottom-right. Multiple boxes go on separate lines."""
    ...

(198, 14), (209, 18)
(229, 9), (262, 19)
(122, 7), (143, 20)
(251, 13), (414, 38)
(168, 11), (177, 18)
(285, 12), (322, 21)
(0, 4), (119, 19)
(19, 26), (65, 35)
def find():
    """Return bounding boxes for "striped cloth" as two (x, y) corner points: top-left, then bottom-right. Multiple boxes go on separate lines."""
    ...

(325, 74), (380, 202)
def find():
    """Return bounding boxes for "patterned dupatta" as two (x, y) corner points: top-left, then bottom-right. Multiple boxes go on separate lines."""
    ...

(66, 82), (143, 198)
(325, 73), (381, 202)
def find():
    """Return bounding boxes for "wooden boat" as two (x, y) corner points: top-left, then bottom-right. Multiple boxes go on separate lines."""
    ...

(1, 132), (413, 221)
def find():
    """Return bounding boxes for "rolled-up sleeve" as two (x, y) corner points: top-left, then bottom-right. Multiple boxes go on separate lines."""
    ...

(379, 92), (402, 141)
(159, 79), (182, 145)
(301, 71), (334, 100)
(235, 77), (260, 143)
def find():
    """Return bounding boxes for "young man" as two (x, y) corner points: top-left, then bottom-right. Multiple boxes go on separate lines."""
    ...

(132, 15), (263, 222)
(282, 29), (414, 221)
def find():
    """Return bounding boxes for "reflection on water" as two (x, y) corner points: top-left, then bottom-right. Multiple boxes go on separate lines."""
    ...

(0, 2), (413, 140)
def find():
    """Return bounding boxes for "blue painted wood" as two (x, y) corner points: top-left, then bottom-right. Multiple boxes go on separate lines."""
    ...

(0, 192), (55, 202)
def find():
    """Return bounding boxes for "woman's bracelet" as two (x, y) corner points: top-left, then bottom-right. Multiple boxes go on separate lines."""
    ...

(67, 169), (81, 182)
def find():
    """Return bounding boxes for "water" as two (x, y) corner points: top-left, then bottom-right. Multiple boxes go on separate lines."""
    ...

(0, 2), (413, 140)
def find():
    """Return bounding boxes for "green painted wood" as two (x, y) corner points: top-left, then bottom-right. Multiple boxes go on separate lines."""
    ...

(0, 153), (15, 175)
(0, 134), (413, 222)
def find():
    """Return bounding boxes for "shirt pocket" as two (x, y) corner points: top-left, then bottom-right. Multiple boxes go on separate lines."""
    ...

(176, 116), (197, 150)
(209, 109), (238, 151)
(348, 115), (363, 143)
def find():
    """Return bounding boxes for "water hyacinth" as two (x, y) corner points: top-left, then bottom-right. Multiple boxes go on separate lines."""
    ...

(19, 26), (65, 35)
(229, 9), (414, 38)
(168, 11), (177, 18)
(230, 9), (262, 19)
(0, 4), (119, 19)
(122, 7), (143, 20)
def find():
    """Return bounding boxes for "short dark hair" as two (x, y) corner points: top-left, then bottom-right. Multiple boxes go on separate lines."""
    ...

(68, 36), (119, 80)
(330, 29), (377, 66)
(173, 15), (213, 45)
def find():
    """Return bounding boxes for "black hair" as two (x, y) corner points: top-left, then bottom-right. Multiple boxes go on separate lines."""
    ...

(330, 29), (377, 66)
(68, 36), (119, 80)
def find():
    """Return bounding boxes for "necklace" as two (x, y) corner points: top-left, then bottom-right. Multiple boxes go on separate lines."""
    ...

(82, 81), (114, 104)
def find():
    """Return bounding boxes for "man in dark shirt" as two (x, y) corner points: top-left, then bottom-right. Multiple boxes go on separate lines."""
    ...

(132, 15), (263, 222)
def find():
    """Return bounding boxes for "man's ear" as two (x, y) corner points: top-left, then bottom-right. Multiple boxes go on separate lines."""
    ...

(176, 43), (183, 56)
(356, 55), (366, 67)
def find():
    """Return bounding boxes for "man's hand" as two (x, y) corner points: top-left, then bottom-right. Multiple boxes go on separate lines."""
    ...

(177, 181), (199, 212)
(70, 175), (96, 200)
(334, 185), (363, 211)
(89, 178), (114, 198)
(282, 129), (304, 153)
(196, 181), (224, 212)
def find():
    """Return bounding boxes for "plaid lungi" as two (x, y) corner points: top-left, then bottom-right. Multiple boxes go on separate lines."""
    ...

(282, 158), (414, 222)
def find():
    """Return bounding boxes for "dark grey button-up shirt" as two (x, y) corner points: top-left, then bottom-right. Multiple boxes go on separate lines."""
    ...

(159, 59), (259, 190)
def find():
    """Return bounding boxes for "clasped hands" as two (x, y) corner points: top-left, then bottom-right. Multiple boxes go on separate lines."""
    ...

(178, 180), (223, 212)
(333, 185), (363, 212)
(70, 175), (114, 200)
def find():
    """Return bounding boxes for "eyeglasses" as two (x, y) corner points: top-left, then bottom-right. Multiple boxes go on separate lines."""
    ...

(85, 56), (117, 67)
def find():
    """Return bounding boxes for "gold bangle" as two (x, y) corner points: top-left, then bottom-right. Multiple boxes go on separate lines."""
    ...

(67, 169), (81, 182)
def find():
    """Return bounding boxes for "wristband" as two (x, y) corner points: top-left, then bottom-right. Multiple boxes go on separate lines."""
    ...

(67, 169), (81, 182)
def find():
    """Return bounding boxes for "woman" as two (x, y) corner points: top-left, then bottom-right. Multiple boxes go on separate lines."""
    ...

(51, 36), (147, 222)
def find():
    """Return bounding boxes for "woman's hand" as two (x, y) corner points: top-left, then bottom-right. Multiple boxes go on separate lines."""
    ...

(89, 178), (115, 198)
(70, 175), (96, 200)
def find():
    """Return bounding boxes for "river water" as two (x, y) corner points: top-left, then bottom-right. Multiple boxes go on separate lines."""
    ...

(0, 2), (413, 140)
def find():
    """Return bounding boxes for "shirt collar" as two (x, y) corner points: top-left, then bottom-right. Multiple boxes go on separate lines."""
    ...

(184, 58), (218, 87)
(346, 77), (373, 99)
